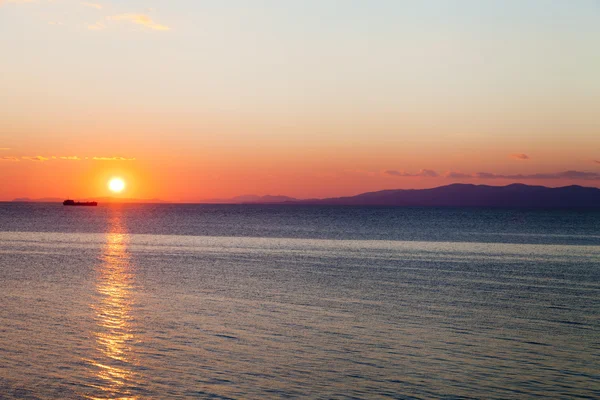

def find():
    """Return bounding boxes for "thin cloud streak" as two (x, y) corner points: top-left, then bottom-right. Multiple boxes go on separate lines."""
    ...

(88, 22), (105, 30)
(81, 2), (102, 9)
(22, 156), (49, 162)
(92, 156), (136, 161)
(386, 169), (600, 181)
(444, 171), (471, 179)
(108, 13), (169, 31)
(510, 153), (530, 160)
(1, 156), (20, 161)
(385, 169), (438, 178)
(445, 170), (600, 181)
(13, 155), (133, 161)
(0, 0), (37, 5)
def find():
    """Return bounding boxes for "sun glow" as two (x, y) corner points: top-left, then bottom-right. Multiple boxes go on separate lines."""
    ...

(108, 178), (126, 193)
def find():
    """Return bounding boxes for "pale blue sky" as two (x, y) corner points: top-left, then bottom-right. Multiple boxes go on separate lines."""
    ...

(2, 0), (598, 115)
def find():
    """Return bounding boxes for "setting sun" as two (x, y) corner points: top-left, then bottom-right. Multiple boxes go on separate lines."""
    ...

(108, 178), (126, 193)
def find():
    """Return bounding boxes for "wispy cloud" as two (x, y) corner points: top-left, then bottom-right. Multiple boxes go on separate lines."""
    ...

(88, 21), (105, 30)
(81, 1), (102, 9)
(386, 169), (600, 181)
(22, 156), (49, 162)
(0, 147), (10, 150)
(50, 155), (80, 160)
(445, 170), (600, 181)
(15, 155), (133, 161)
(108, 13), (169, 31)
(594, 160), (600, 165)
(385, 169), (439, 178)
(492, 171), (600, 180)
(1, 156), (20, 161)
(92, 156), (136, 161)
(510, 153), (530, 160)
(0, 0), (37, 5)
(444, 171), (471, 179)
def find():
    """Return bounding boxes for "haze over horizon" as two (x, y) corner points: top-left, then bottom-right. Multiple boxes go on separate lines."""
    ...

(8, 182), (600, 209)
(1, 0), (599, 202)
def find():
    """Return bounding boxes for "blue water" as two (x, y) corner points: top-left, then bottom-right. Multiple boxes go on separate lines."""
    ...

(0, 203), (599, 399)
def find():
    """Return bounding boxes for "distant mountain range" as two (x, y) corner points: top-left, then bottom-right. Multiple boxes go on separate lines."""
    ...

(210, 183), (600, 208)
(10, 184), (600, 207)
(293, 184), (600, 208)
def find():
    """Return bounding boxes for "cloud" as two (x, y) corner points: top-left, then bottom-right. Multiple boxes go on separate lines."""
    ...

(473, 172), (500, 179)
(0, 0), (37, 5)
(81, 2), (102, 9)
(92, 156), (136, 161)
(514, 171), (600, 180)
(444, 171), (472, 179)
(477, 171), (600, 180)
(510, 153), (530, 160)
(22, 156), (49, 162)
(385, 169), (439, 178)
(445, 170), (600, 181)
(51, 155), (80, 160)
(108, 13), (169, 31)
(594, 160), (600, 165)
(0, 147), (10, 150)
(385, 168), (600, 181)
(4, 154), (134, 162)
(88, 22), (105, 30)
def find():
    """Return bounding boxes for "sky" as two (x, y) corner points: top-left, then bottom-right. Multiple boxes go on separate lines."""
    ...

(1, 0), (599, 201)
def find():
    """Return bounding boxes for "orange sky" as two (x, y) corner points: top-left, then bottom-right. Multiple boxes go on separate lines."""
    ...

(1, 1), (599, 201)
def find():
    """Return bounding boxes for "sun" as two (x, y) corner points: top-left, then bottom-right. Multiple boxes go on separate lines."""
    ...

(108, 178), (126, 193)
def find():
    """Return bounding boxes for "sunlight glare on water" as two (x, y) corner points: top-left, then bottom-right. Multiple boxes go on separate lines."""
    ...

(86, 215), (141, 400)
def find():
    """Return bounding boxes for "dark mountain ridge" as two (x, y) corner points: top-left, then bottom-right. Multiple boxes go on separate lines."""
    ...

(293, 183), (600, 208)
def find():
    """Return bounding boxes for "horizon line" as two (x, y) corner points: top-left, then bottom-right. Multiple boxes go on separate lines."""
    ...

(5, 182), (599, 204)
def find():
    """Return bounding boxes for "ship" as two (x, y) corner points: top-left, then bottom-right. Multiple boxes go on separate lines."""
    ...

(63, 199), (98, 206)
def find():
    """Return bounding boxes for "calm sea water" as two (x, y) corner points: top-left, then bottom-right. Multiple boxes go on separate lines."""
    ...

(0, 203), (599, 399)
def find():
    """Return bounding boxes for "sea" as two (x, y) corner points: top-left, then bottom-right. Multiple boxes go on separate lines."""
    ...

(0, 202), (599, 399)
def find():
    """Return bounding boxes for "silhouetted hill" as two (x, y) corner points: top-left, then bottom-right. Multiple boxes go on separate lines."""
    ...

(293, 184), (600, 208)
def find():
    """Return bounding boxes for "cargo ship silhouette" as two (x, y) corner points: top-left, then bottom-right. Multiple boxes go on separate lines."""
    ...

(63, 199), (98, 206)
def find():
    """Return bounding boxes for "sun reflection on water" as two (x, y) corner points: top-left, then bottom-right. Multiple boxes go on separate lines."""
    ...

(87, 214), (140, 400)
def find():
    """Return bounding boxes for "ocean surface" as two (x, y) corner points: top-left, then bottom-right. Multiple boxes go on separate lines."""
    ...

(0, 203), (599, 399)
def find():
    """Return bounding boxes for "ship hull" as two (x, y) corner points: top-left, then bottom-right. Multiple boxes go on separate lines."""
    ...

(63, 200), (98, 206)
